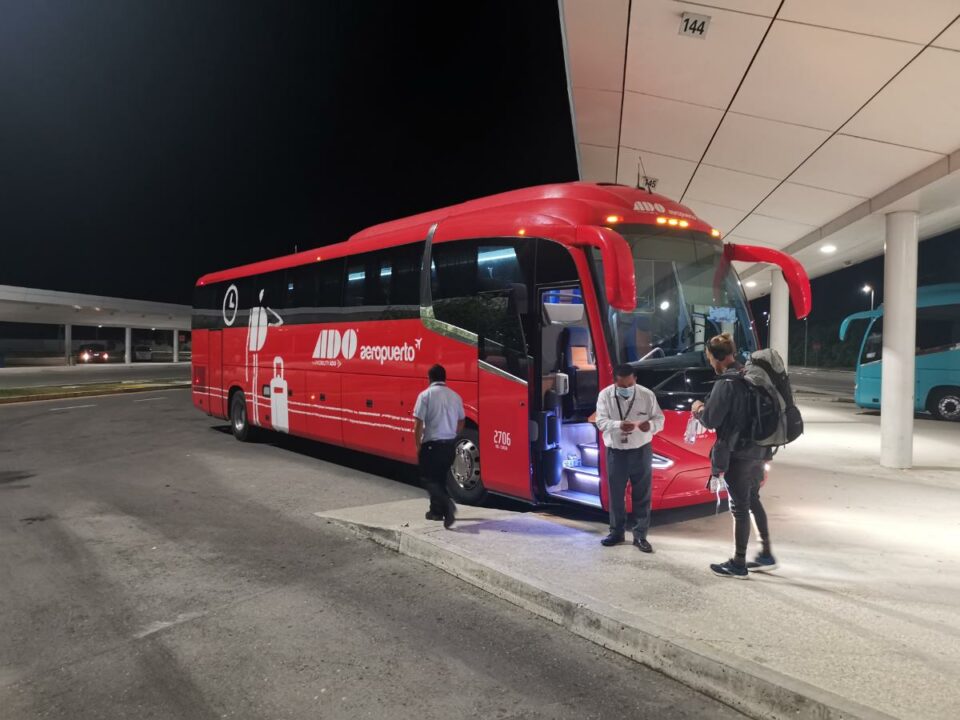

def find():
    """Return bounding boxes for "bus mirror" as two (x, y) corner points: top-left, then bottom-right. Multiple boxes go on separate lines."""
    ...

(543, 302), (585, 325)
(554, 372), (570, 396)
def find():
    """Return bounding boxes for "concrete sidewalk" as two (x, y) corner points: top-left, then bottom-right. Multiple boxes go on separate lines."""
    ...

(316, 399), (960, 720)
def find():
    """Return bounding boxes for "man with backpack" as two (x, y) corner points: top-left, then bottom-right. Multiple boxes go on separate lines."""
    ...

(691, 333), (777, 579)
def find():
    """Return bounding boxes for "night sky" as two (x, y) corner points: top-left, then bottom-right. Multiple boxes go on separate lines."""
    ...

(1, 0), (956, 358)
(0, 1), (577, 304)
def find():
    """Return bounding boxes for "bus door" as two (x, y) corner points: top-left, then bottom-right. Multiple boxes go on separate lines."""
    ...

(476, 284), (534, 500)
(537, 287), (603, 508)
(208, 330), (225, 417)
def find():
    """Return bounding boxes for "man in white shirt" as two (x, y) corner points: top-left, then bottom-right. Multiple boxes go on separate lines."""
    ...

(413, 364), (465, 529)
(594, 364), (665, 552)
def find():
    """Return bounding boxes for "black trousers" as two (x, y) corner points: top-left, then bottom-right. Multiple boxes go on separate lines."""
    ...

(725, 458), (771, 561)
(606, 444), (653, 540)
(419, 441), (456, 515)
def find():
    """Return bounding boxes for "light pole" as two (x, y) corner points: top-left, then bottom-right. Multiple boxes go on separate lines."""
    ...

(862, 284), (875, 310)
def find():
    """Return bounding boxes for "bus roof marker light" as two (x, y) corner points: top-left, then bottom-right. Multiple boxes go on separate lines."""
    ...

(518, 228), (526, 235)
(678, 220), (689, 228)
(667, 218), (679, 226)
(656, 217), (667, 224)
(711, 228), (721, 237)
(605, 215), (622, 224)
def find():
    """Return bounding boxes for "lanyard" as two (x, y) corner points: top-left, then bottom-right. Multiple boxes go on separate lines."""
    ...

(614, 388), (637, 421)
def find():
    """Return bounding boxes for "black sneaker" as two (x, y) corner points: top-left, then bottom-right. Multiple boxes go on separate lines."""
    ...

(600, 533), (625, 547)
(633, 538), (653, 553)
(425, 511), (444, 521)
(746, 553), (778, 572)
(710, 559), (749, 579)
(443, 498), (457, 529)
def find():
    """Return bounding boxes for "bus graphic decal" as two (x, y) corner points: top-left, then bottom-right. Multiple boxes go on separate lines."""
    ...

(313, 328), (358, 361)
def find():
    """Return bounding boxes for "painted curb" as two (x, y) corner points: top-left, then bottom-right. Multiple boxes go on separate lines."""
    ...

(319, 514), (898, 720)
(0, 382), (190, 405)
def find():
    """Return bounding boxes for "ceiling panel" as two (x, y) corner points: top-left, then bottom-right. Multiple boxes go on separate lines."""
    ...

(579, 144), (617, 183)
(731, 213), (817, 248)
(681, 199), (748, 234)
(620, 93), (722, 161)
(932, 16), (960, 51)
(842, 48), (960, 154)
(624, 1), (770, 110)
(779, 0), (960, 44)
(703, 113), (830, 179)
(731, 20), (918, 130)
(562, 0), (629, 91)
(791, 134), (944, 197)
(685, 165), (780, 211)
(696, 0), (781, 16)
(572, 87), (621, 148)
(615, 147), (696, 200)
(756, 182), (865, 226)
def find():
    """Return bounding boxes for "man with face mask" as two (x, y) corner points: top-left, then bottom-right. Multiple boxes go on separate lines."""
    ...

(594, 364), (665, 552)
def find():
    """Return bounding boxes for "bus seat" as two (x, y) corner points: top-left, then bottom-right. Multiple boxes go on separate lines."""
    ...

(560, 327), (598, 416)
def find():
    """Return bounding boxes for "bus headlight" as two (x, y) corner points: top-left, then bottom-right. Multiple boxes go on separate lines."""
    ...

(652, 453), (674, 470)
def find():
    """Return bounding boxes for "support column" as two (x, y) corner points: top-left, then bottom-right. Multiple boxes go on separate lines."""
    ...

(64, 323), (72, 365)
(124, 327), (132, 364)
(172, 330), (179, 363)
(769, 270), (789, 371)
(880, 211), (918, 469)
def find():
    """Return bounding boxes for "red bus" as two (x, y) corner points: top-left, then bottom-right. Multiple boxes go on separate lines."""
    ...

(192, 183), (810, 510)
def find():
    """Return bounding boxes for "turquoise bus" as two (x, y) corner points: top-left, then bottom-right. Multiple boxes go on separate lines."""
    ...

(840, 283), (960, 421)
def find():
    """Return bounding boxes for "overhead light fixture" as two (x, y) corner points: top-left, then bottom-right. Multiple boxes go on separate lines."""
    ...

(659, 300), (670, 310)
(745, 281), (757, 288)
(820, 244), (837, 254)
(711, 228), (721, 238)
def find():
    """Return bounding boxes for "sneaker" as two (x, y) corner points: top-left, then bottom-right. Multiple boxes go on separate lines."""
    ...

(710, 559), (749, 579)
(746, 553), (778, 573)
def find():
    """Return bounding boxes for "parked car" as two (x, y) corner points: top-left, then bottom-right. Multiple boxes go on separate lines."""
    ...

(134, 345), (153, 361)
(77, 343), (110, 363)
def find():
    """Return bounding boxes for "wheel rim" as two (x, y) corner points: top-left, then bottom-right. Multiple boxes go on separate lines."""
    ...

(233, 397), (246, 432)
(451, 438), (481, 491)
(938, 395), (960, 420)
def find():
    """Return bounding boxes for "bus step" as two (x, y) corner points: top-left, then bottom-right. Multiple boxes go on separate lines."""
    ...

(546, 487), (603, 509)
(578, 442), (599, 467)
(564, 465), (599, 494)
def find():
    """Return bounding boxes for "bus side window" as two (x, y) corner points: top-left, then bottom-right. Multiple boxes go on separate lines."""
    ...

(917, 304), (960, 354)
(863, 319), (883, 363)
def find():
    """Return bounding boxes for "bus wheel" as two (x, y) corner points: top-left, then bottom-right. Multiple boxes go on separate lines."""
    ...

(447, 430), (485, 504)
(929, 388), (960, 421)
(230, 391), (252, 441)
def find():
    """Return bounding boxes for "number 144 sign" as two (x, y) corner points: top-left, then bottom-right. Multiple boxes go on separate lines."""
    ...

(679, 12), (710, 39)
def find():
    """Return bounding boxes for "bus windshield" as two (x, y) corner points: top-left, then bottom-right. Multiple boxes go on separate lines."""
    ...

(595, 226), (757, 369)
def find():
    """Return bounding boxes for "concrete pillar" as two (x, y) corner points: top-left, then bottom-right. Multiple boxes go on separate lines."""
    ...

(64, 323), (72, 365)
(124, 327), (132, 364)
(172, 330), (179, 363)
(880, 211), (919, 469)
(769, 270), (789, 371)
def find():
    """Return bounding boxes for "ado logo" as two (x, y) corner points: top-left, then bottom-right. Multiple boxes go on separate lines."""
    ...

(313, 329), (358, 363)
(493, 429), (512, 451)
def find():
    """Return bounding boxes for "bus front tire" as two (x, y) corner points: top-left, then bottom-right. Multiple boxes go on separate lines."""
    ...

(230, 391), (253, 441)
(447, 429), (486, 505)
(929, 387), (960, 422)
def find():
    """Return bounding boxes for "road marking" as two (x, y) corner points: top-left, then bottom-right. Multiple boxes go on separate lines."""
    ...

(49, 404), (96, 411)
(133, 396), (167, 402)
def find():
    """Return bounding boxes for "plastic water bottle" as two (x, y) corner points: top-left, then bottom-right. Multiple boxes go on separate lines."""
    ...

(683, 416), (703, 445)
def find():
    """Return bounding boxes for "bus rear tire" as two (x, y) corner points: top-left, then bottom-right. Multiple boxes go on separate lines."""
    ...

(230, 390), (253, 441)
(447, 429), (486, 505)
(929, 387), (960, 422)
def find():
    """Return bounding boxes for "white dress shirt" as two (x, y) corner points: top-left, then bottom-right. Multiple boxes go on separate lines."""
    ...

(594, 384), (665, 450)
(413, 382), (465, 442)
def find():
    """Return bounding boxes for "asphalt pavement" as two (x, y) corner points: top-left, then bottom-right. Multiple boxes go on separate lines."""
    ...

(789, 365), (855, 398)
(0, 362), (190, 389)
(0, 390), (743, 720)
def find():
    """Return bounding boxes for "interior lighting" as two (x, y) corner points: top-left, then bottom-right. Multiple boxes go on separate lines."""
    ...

(745, 281), (757, 288)
(656, 217), (667, 224)
(659, 300), (670, 310)
(820, 244), (837, 254)
(667, 218), (679, 226)
(605, 215), (622, 224)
